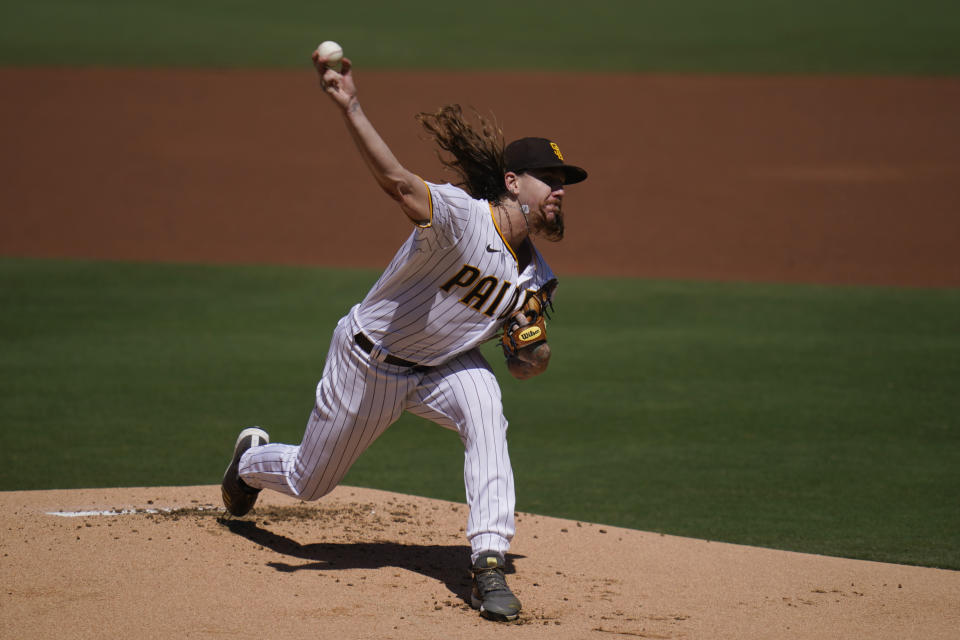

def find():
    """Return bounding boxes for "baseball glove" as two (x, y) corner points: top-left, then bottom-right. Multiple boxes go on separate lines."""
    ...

(501, 278), (558, 359)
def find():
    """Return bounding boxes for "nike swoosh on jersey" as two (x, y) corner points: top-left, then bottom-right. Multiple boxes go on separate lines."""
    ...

(486, 244), (501, 253)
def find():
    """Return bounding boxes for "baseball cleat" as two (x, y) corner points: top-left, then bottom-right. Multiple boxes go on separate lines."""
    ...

(221, 427), (269, 517)
(470, 552), (522, 622)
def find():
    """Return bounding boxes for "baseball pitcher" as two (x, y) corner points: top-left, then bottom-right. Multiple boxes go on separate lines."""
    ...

(221, 47), (588, 622)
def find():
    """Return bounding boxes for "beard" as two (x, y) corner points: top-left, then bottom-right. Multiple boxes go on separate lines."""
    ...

(533, 208), (564, 242)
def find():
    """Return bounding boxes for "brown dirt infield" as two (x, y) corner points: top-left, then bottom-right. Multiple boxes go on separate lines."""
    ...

(1, 67), (959, 637)
(3, 485), (959, 639)
(2, 67), (959, 286)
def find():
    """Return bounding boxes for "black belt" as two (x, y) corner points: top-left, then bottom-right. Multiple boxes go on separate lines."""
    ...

(354, 332), (431, 371)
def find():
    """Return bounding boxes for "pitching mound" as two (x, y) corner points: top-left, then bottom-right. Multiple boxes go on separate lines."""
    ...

(2, 485), (957, 639)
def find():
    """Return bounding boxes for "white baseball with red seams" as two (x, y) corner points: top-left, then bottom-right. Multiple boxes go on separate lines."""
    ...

(315, 40), (343, 71)
(238, 181), (556, 563)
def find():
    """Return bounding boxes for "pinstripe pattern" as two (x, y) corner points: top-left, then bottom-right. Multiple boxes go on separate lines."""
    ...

(237, 181), (556, 564)
(240, 315), (414, 501)
(355, 182), (556, 365)
(408, 349), (515, 556)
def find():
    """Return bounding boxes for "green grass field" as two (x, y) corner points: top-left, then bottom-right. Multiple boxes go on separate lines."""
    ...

(2, 259), (958, 569)
(2, 0), (958, 572)
(2, 0), (959, 73)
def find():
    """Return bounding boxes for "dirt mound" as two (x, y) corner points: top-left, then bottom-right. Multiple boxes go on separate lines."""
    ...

(2, 485), (957, 639)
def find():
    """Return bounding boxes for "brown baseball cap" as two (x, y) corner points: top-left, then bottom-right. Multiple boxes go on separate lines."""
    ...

(504, 137), (588, 185)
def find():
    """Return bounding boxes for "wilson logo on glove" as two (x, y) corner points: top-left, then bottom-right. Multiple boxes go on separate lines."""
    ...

(500, 278), (558, 359)
(519, 327), (542, 342)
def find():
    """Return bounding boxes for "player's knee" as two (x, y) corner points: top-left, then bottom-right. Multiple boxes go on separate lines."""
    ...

(462, 414), (510, 445)
(297, 482), (335, 502)
(466, 394), (505, 424)
(293, 471), (341, 502)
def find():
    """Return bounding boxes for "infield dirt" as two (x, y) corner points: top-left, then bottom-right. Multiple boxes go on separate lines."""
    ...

(2, 68), (959, 286)
(1, 67), (958, 638)
(3, 485), (959, 640)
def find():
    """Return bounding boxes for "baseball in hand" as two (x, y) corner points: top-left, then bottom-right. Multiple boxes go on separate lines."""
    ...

(316, 40), (343, 72)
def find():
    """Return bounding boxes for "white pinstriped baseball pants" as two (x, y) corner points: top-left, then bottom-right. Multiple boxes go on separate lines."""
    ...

(238, 314), (515, 562)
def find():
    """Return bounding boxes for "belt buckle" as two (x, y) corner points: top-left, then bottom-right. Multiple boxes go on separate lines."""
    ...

(356, 332), (426, 370)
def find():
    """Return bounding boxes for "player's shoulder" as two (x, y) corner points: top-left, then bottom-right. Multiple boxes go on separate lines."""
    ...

(425, 181), (486, 209)
(422, 181), (490, 233)
(415, 182), (487, 246)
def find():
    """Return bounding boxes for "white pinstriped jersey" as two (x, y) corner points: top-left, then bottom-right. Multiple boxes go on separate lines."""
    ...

(352, 181), (556, 366)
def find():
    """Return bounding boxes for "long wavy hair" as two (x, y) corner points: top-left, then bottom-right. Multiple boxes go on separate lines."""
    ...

(415, 105), (507, 204)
